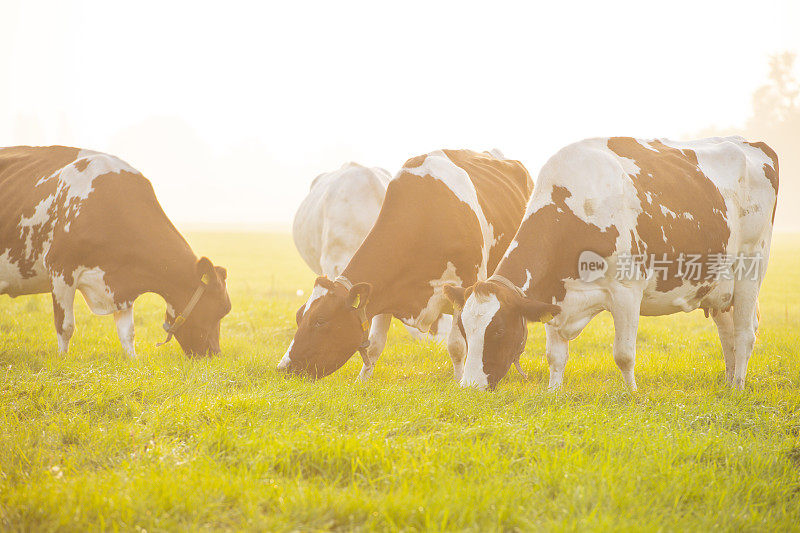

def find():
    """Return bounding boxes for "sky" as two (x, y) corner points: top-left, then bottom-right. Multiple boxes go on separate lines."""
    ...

(2, 0), (798, 227)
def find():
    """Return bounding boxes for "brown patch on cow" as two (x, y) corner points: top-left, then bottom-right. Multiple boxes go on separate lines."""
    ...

(744, 141), (779, 224)
(402, 154), (428, 169)
(606, 137), (730, 292)
(73, 157), (90, 172)
(498, 186), (619, 303)
(0, 146), (232, 355)
(744, 141), (779, 195)
(695, 285), (712, 300)
(442, 150), (533, 268)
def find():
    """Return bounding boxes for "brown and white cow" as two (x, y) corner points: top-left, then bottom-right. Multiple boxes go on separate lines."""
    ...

(278, 149), (533, 380)
(0, 146), (232, 356)
(448, 137), (778, 391)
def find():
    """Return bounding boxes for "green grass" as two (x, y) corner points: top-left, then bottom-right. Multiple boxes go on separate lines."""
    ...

(1, 232), (799, 532)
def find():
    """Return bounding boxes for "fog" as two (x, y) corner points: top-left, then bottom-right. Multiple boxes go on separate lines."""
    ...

(2, 0), (798, 229)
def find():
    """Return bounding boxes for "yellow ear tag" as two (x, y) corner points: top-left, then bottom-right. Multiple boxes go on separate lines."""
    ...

(200, 273), (211, 285)
(540, 313), (553, 323)
(351, 294), (360, 309)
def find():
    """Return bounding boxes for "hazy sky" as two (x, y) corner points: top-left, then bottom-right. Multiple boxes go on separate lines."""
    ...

(2, 0), (798, 226)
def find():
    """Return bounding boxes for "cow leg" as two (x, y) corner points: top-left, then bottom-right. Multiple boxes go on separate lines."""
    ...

(430, 314), (453, 343)
(609, 288), (642, 391)
(447, 314), (467, 382)
(731, 281), (761, 391)
(711, 310), (736, 384)
(114, 305), (137, 358)
(356, 313), (391, 381)
(545, 323), (569, 390)
(51, 280), (76, 353)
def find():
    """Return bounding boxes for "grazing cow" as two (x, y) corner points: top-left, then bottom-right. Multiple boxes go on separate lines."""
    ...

(288, 163), (450, 380)
(278, 149), (533, 380)
(0, 145), (232, 356)
(447, 137), (778, 391)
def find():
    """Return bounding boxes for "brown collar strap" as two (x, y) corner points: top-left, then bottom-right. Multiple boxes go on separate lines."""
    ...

(334, 275), (371, 363)
(157, 273), (211, 347)
(488, 274), (526, 298)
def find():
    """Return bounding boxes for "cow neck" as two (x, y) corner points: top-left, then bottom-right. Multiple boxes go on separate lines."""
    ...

(147, 231), (202, 313)
(338, 237), (409, 321)
(494, 236), (554, 304)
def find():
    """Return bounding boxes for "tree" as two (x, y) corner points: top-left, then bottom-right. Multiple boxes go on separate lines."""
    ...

(697, 52), (800, 230)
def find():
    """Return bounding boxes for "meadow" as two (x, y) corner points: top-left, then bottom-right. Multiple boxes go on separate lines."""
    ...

(1, 232), (799, 532)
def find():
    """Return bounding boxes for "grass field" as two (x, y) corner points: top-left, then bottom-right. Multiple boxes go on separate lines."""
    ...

(1, 232), (799, 531)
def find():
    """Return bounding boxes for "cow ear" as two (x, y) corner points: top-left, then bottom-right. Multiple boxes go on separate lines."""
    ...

(196, 257), (217, 284)
(214, 266), (227, 282)
(347, 282), (371, 310)
(443, 284), (467, 309)
(516, 298), (560, 323)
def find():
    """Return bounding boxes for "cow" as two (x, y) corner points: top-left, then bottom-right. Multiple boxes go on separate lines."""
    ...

(0, 145), (232, 356)
(287, 162), (451, 381)
(446, 136), (778, 391)
(278, 149), (534, 380)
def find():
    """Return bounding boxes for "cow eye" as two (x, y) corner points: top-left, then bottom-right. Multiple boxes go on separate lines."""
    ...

(314, 318), (326, 328)
(494, 327), (505, 337)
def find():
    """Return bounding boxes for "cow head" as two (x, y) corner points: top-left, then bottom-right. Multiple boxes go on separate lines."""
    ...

(167, 257), (231, 356)
(277, 276), (371, 378)
(444, 281), (559, 390)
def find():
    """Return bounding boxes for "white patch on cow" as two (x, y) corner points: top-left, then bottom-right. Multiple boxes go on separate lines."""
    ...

(62, 154), (138, 204)
(50, 273), (76, 352)
(303, 284), (329, 314)
(525, 138), (641, 232)
(503, 240), (518, 260)
(459, 292), (501, 389)
(408, 261), (462, 333)
(402, 152), (493, 278)
(114, 305), (136, 357)
(655, 205), (694, 221)
(0, 250), (49, 297)
(636, 139), (659, 153)
(0, 251), (23, 295)
(71, 266), (118, 315)
(487, 223), (500, 250)
(277, 339), (294, 369)
(520, 270), (532, 292)
(17, 195), (56, 254)
(18, 196), (54, 228)
(488, 148), (506, 159)
(30, 152), (142, 236)
(546, 279), (608, 341)
(616, 155), (640, 178)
